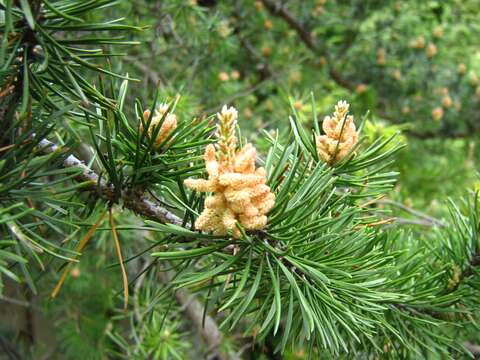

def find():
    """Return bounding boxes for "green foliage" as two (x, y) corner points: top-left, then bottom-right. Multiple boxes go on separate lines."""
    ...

(1, 0), (479, 359)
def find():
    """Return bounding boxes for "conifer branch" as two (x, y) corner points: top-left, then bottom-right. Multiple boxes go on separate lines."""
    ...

(259, 0), (355, 91)
(377, 198), (446, 228)
(37, 138), (184, 227)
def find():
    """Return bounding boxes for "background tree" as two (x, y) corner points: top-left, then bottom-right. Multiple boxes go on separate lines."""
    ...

(1, 0), (479, 359)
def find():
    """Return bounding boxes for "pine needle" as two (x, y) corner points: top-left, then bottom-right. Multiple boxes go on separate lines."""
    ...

(51, 209), (107, 299)
(109, 208), (129, 310)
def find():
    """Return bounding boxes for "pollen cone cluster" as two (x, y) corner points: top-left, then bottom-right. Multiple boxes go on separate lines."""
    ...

(141, 103), (177, 147)
(315, 100), (358, 164)
(184, 105), (275, 238)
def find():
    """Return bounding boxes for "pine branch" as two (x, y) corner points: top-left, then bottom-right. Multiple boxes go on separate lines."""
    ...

(260, 0), (316, 52)
(259, 0), (355, 91)
(37, 138), (184, 227)
(377, 198), (446, 228)
(464, 341), (480, 357)
(39, 138), (234, 356)
(123, 55), (165, 86)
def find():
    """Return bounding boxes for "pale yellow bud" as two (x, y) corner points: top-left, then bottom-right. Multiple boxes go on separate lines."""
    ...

(409, 36), (425, 49)
(264, 19), (273, 30)
(293, 100), (303, 110)
(431, 107), (444, 121)
(426, 43), (437, 58)
(141, 104), (177, 147)
(469, 72), (478, 85)
(289, 70), (302, 84)
(315, 100), (358, 165)
(185, 108), (275, 238)
(218, 72), (230, 82)
(392, 70), (402, 81)
(261, 46), (272, 57)
(442, 95), (453, 108)
(243, 107), (253, 118)
(230, 70), (240, 80)
(355, 83), (368, 94)
(217, 20), (232, 38)
(313, 5), (325, 16)
(401, 106), (410, 114)
(376, 48), (386, 65)
(434, 87), (449, 95)
(70, 267), (81, 278)
(432, 26), (443, 39)
(254, 1), (263, 11)
(447, 265), (461, 290)
(457, 63), (467, 76)
(265, 100), (274, 112)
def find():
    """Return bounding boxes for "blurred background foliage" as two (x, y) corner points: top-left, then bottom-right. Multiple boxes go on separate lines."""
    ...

(115, 0), (480, 207)
(1, 0), (479, 359)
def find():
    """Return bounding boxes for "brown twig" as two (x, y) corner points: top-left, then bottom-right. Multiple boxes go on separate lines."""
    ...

(376, 198), (446, 228)
(260, 0), (355, 91)
(123, 55), (165, 86)
(37, 138), (184, 227)
(158, 270), (231, 360)
(260, 0), (316, 51)
(464, 341), (480, 357)
(38, 137), (232, 357)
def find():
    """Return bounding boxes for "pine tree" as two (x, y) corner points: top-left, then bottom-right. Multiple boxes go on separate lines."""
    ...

(1, 1), (479, 359)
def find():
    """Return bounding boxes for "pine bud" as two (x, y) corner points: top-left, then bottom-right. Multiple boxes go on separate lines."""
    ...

(447, 265), (461, 290)
(70, 267), (81, 278)
(315, 100), (358, 165)
(469, 72), (478, 85)
(261, 46), (272, 57)
(426, 42), (437, 58)
(218, 71), (230, 82)
(457, 63), (467, 76)
(432, 26), (443, 39)
(254, 1), (263, 11)
(230, 70), (240, 80)
(392, 70), (402, 81)
(355, 83), (368, 94)
(409, 36), (425, 49)
(263, 19), (273, 30)
(293, 100), (303, 110)
(265, 100), (274, 112)
(185, 106), (275, 238)
(313, 5), (325, 16)
(376, 48), (386, 65)
(442, 95), (453, 108)
(141, 104), (177, 147)
(243, 107), (253, 118)
(431, 107), (444, 121)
